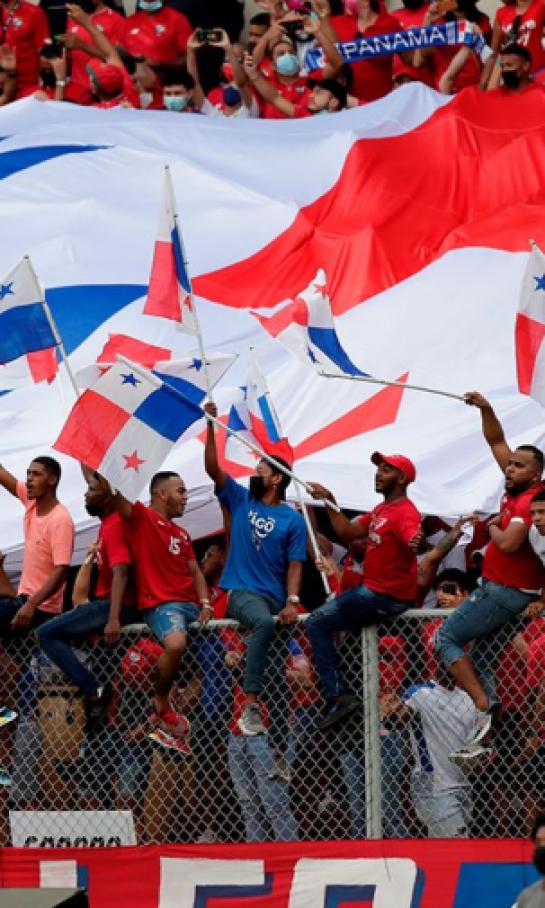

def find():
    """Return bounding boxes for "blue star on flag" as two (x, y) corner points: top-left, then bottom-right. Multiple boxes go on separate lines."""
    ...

(120, 372), (140, 387)
(0, 282), (14, 301)
(307, 347), (318, 364)
(190, 358), (202, 371)
(534, 274), (545, 292)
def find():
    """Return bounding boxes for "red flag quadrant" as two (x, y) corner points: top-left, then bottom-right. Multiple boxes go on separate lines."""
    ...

(194, 87), (545, 318)
(26, 348), (58, 384)
(97, 334), (172, 368)
(515, 313), (545, 395)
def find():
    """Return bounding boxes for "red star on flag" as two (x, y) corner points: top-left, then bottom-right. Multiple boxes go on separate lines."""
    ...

(123, 450), (145, 472)
(183, 292), (193, 311)
(313, 281), (329, 298)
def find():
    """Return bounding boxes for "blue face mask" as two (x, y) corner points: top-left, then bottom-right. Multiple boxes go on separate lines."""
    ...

(138, 0), (162, 10)
(275, 52), (300, 77)
(163, 94), (188, 111)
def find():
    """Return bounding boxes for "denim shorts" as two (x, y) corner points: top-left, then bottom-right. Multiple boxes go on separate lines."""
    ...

(146, 601), (199, 642)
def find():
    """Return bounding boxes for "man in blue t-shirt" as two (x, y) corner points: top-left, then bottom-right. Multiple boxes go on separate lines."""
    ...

(204, 402), (307, 736)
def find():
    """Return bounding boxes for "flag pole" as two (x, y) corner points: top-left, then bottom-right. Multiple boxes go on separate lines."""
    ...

(205, 410), (341, 515)
(25, 256), (81, 400)
(165, 165), (213, 401)
(318, 370), (465, 402)
(249, 347), (332, 598)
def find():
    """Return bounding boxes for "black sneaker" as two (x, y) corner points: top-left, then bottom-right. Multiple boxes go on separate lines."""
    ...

(84, 682), (113, 735)
(317, 694), (360, 731)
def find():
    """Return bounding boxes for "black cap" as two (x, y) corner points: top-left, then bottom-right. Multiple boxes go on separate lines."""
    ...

(306, 77), (348, 110)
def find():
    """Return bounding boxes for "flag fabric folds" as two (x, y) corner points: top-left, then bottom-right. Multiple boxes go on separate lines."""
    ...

(54, 359), (203, 500)
(516, 243), (545, 407)
(252, 269), (368, 377)
(144, 168), (198, 332)
(0, 258), (58, 386)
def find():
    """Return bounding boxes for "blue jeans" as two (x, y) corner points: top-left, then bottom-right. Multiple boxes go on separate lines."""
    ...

(146, 601), (199, 641)
(37, 600), (141, 697)
(227, 589), (284, 695)
(435, 579), (533, 708)
(381, 729), (409, 838)
(339, 748), (366, 839)
(305, 585), (410, 702)
(228, 733), (298, 842)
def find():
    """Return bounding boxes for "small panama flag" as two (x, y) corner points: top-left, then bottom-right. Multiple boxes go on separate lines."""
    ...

(516, 241), (545, 407)
(54, 357), (203, 501)
(144, 167), (198, 333)
(252, 269), (368, 377)
(0, 257), (58, 389)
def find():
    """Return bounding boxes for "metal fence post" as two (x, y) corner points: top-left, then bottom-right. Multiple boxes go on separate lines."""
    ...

(362, 623), (382, 838)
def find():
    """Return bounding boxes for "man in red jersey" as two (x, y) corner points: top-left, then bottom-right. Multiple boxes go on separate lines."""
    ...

(114, 471), (211, 743)
(436, 391), (545, 765)
(120, 0), (191, 69)
(307, 452), (422, 729)
(37, 472), (139, 735)
(59, 0), (124, 96)
(0, 0), (49, 97)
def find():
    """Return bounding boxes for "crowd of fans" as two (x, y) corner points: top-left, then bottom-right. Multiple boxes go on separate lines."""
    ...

(0, 388), (545, 844)
(0, 0), (542, 115)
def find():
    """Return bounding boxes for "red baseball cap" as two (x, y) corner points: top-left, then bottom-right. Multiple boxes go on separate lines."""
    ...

(121, 637), (162, 688)
(87, 61), (124, 95)
(371, 451), (416, 483)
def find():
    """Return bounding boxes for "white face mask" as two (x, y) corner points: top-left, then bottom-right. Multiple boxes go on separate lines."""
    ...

(139, 90), (153, 109)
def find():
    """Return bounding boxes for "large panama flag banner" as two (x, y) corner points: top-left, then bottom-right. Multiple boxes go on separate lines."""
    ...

(1, 84), (545, 568)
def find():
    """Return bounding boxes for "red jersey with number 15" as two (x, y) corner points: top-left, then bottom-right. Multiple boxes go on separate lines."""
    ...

(128, 501), (197, 610)
(357, 497), (421, 602)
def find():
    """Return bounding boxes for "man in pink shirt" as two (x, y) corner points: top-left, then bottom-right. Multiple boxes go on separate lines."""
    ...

(0, 456), (74, 634)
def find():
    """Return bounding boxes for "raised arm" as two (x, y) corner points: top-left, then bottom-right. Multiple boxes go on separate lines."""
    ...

(66, 4), (124, 67)
(186, 31), (206, 109)
(307, 482), (368, 545)
(0, 463), (18, 498)
(464, 391), (512, 472)
(243, 53), (295, 117)
(417, 515), (472, 595)
(213, 30), (254, 108)
(203, 402), (228, 491)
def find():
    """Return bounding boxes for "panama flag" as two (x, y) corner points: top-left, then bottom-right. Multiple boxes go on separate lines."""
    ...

(6, 85), (545, 567)
(54, 359), (203, 500)
(76, 338), (236, 402)
(245, 354), (294, 464)
(252, 269), (367, 376)
(516, 242), (545, 407)
(0, 257), (58, 388)
(144, 167), (198, 332)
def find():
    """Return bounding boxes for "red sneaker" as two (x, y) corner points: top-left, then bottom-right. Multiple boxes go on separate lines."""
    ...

(151, 707), (191, 739)
(149, 728), (193, 756)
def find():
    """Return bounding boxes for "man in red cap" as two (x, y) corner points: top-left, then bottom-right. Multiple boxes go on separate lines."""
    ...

(307, 452), (422, 729)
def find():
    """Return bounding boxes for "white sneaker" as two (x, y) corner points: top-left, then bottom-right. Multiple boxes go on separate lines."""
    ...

(238, 704), (267, 736)
(267, 755), (292, 784)
(465, 710), (494, 747)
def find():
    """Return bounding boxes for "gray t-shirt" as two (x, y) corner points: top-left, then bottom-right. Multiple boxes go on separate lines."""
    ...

(517, 879), (545, 907)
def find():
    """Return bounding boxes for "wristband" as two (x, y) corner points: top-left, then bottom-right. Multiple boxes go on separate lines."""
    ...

(56, 80), (66, 87)
(287, 594), (300, 605)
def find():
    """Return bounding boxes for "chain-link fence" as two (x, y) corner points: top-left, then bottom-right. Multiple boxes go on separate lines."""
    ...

(0, 607), (542, 845)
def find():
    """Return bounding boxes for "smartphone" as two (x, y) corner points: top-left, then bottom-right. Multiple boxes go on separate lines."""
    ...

(196, 28), (223, 43)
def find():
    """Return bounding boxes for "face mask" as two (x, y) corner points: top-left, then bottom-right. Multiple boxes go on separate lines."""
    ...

(249, 475), (267, 500)
(501, 69), (521, 89)
(138, 0), (162, 11)
(223, 85), (241, 106)
(139, 90), (153, 108)
(275, 52), (300, 77)
(344, 0), (359, 13)
(534, 846), (545, 875)
(163, 94), (188, 111)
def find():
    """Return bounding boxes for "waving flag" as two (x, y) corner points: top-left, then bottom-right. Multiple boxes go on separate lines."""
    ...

(0, 257), (58, 387)
(54, 360), (203, 500)
(4, 87), (545, 566)
(516, 242), (545, 407)
(245, 354), (294, 464)
(144, 168), (197, 332)
(76, 344), (236, 401)
(252, 270), (368, 376)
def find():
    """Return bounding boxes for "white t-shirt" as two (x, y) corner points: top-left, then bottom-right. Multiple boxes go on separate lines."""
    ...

(403, 682), (476, 793)
(201, 96), (259, 119)
(529, 524), (545, 567)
